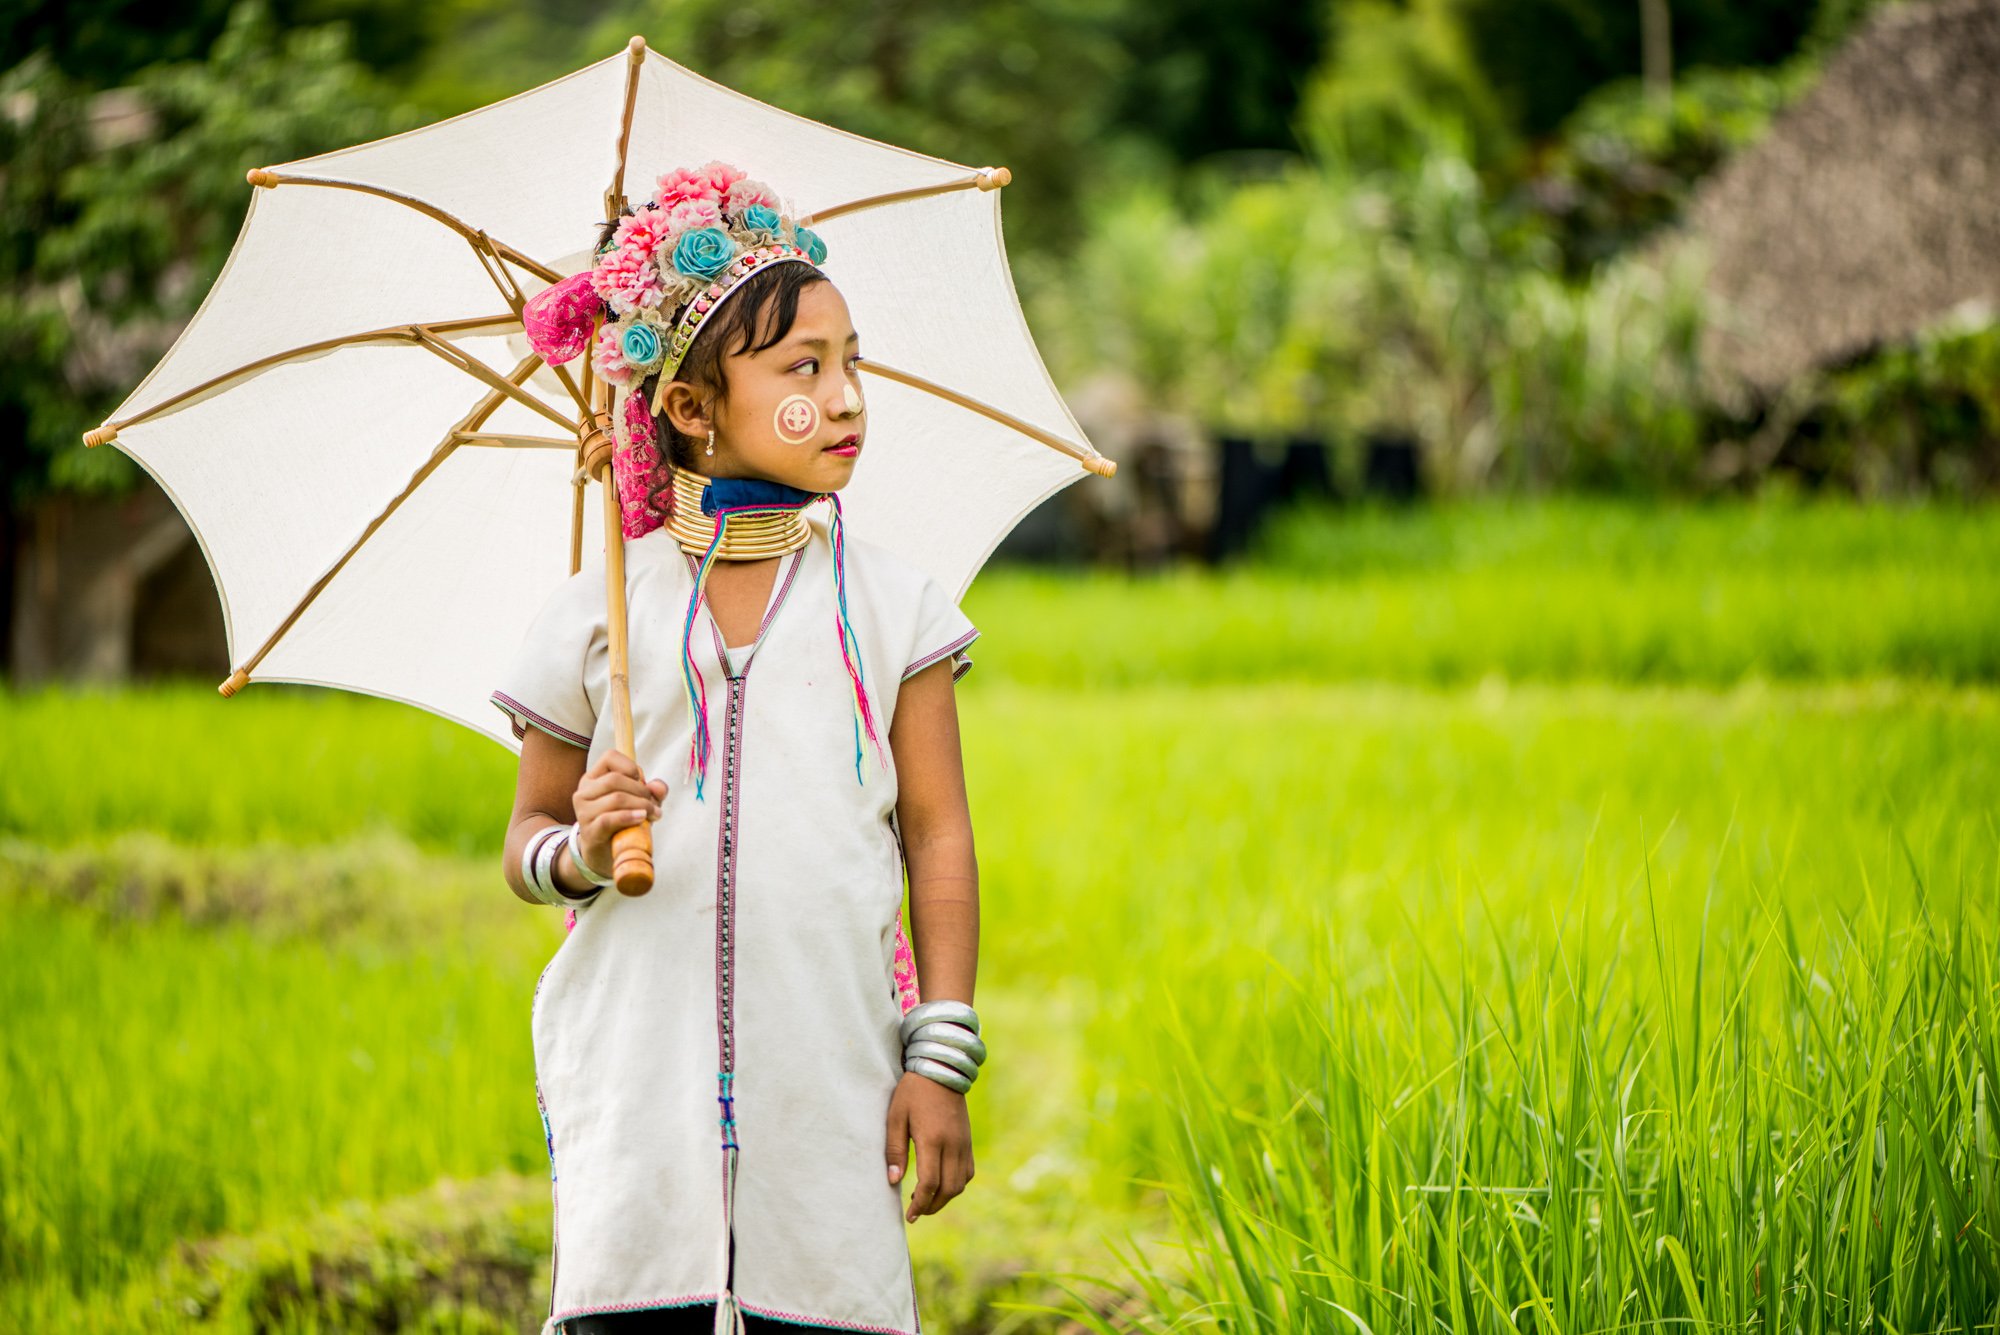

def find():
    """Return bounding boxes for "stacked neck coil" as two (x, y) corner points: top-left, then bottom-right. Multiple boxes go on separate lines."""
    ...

(666, 465), (812, 559)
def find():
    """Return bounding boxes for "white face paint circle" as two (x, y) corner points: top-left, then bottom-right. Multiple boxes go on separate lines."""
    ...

(774, 394), (819, 444)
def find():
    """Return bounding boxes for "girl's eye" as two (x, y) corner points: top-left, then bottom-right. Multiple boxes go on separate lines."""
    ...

(794, 358), (818, 375)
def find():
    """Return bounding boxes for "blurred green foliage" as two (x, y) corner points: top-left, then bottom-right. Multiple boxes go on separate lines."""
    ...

(0, 1), (418, 506)
(3, 0), (1990, 508)
(1513, 65), (1812, 277)
(1030, 149), (1715, 493)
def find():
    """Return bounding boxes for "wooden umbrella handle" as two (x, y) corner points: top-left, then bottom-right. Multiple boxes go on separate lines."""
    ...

(582, 390), (654, 896)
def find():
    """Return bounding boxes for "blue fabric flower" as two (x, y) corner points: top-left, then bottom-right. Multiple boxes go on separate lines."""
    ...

(740, 205), (781, 236)
(673, 227), (737, 280)
(794, 226), (828, 265)
(621, 322), (663, 369)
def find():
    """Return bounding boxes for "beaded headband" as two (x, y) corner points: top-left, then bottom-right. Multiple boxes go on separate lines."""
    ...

(648, 240), (817, 408)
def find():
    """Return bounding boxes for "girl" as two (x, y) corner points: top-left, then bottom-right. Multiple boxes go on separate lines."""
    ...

(490, 163), (985, 1335)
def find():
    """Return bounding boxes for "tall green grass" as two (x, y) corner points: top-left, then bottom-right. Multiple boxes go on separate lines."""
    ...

(3, 496), (1995, 1331)
(1088, 871), (1999, 1334)
(0, 900), (552, 1321)
(6, 678), (1994, 1329)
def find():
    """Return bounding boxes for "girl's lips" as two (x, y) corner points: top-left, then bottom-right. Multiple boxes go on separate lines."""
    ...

(824, 444), (859, 457)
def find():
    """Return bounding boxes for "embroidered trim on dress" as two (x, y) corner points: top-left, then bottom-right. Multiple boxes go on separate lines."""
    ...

(492, 690), (591, 749)
(901, 628), (980, 682)
(735, 1297), (921, 1335)
(546, 1294), (727, 1333)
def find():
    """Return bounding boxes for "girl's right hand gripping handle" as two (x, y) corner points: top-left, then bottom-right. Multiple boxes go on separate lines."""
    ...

(612, 819), (653, 895)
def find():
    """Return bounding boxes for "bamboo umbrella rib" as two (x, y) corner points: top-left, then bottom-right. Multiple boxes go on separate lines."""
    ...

(573, 338), (597, 574)
(83, 314), (522, 443)
(218, 353), (546, 696)
(244, 171), (563, 284)
(857, 359), (1116, 476)
(410, 329), (580, 433)
(237, 174), (593, 423)
(799, 167), (1011, 228)
(465, 233), (594, 420)
(606, 36), (648, 216)
(453, 432), (576, 448)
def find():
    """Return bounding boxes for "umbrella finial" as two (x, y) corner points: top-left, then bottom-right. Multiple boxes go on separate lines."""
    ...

(246, 168), (279, 189)
(976, 167), (1011, 190)
(218, 668), (250, 697)
(82, 424), (118, 447)
(626, 35), (647, 61)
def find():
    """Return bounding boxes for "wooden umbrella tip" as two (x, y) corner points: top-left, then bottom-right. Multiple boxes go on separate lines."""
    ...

(978, 166), (1012, 190)
(626, 34), (647, 58)
(1087, 454), (1118, 478)
(82, 424), (118, 447)
(246, 168), (280, 189)
(218, 668), (251, 697)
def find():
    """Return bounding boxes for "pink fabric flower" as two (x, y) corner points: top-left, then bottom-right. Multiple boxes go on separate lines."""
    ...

(589, 244), (664, 317)
(696, 160), (746, 199)
(521, 272), (599, 366)
(723, 178), (777, 217)
(613, 391), (666, 540)
(610, 206), (675, 263)
(663, 196), (722, 239)
(653, 164), (716, 211)
(591, 324), (633, 385)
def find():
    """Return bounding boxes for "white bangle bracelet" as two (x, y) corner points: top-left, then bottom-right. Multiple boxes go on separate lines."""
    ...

(519, 825), (564, 905)
(531, 824), (568, 904)
(520, 825), (551, 901)
(544, 823), (601, 906)
(566, 822), (617, 889)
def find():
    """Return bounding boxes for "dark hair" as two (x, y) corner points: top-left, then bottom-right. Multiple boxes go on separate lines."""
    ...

(594, 214), (829, 529)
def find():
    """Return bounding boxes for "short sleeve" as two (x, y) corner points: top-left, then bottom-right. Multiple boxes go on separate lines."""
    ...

(901, 573), (980, 684)
(489, 570), (602, 749)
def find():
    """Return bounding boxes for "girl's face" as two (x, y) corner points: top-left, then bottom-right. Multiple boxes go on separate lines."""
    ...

(694, 278), (866, 493)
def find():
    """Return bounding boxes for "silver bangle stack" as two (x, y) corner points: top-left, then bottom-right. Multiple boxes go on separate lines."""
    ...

(520, 822), (612, 907)
(899, 999), (986, 1095)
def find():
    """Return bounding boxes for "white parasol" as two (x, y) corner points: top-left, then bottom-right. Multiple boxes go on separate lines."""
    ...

(85, 36), (1114, 889)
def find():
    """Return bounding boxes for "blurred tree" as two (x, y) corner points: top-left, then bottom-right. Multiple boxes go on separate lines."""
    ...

(1294, 0), (1515, 174)
(1513, 64), (1806, 277)
(1, 0), (417, 508)
(1457, 0), (1821, 141)
(406, 0), (1332, 256)
(1100, 0), (1331, 162)
(1, 0), (418, 679)
(416, 0), (1156, 256)
(2, 0), (459, 87)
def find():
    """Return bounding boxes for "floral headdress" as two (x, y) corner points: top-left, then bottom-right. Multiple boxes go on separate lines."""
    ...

(519, 158), (831, 541)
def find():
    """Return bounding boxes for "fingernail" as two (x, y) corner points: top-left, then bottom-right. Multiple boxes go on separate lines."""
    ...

(888, 1165), (901, 1183)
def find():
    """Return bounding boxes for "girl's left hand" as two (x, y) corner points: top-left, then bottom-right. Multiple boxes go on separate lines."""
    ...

(884, 1071), (974, 1222)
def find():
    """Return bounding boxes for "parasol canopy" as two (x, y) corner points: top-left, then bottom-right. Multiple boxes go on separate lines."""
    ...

(86, 35), (1115, 752)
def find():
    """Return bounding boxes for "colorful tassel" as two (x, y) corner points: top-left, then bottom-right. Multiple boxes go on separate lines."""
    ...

(827, 492), (888, 783)
(676, 478), (885, 798)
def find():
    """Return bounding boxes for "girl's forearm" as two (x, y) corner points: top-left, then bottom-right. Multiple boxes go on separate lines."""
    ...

(906, 865), (979, 1005)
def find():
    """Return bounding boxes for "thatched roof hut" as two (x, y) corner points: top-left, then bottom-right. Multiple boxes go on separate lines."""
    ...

(1685, 0), (2000, 398)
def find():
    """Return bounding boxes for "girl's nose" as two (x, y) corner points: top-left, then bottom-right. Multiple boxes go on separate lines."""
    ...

(835, 382), (863, 419)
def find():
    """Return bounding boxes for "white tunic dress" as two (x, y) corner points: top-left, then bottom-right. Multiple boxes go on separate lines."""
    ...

(489, 510), (977, 1335)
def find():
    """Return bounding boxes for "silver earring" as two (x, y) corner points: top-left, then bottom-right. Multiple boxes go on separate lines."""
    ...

(706, 427), (715, 457)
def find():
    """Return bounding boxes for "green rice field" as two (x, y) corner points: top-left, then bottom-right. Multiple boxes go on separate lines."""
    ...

(1, 496), (1995, 1333)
